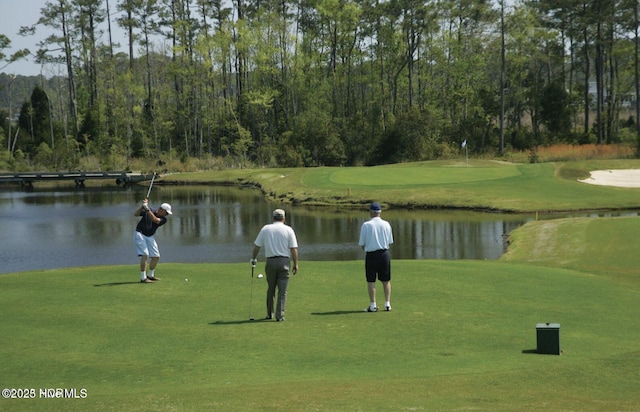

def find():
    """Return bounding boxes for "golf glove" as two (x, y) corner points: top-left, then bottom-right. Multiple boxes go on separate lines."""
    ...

(250, 258), (257, 267)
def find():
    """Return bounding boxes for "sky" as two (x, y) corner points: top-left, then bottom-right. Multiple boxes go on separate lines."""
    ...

(0, 0), (133, 77)
(1, 1), (49, 76)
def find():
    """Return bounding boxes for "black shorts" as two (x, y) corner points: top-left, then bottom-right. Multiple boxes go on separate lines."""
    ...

(365, 250), (391, 282)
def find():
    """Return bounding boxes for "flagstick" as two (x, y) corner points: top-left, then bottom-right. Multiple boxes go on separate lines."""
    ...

(462, 140), (468, 167)
(465, 144), (468, 168)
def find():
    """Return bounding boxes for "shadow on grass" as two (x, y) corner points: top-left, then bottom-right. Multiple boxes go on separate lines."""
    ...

(209, 319), (271, 325)
(93, 281), (144, 287)
(521, 349), (563, 355)
(311, 310), (365, 316)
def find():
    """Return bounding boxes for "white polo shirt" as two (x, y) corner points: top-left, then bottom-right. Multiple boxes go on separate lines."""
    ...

(254, 221), (298, 258)
(358, 217), (393, 252)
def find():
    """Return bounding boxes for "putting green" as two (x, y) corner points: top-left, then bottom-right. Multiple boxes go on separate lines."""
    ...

(303, 162), (522, 187)
(170, 159), (640, 211)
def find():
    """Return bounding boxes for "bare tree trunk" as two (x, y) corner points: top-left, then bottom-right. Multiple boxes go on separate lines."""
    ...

(7, 74), (13, 153)
(635, 1), (640, 139)
(607, 26), (616, 144)
(499, 0), (505, 156)
(583, 26), (590, 138)
(235, 0), (245, 104)
(60, 1), (79, 139)
(88, 6), (98, 107)
(127, 5), (134, 70)
(595, 21), (604, 144)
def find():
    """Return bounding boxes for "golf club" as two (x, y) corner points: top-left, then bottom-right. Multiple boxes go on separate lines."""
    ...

(146, 173), (156, 198)
(249, 263), (255, 320)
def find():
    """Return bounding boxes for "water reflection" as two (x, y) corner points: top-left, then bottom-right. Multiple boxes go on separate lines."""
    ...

(0, 185), (636, 274)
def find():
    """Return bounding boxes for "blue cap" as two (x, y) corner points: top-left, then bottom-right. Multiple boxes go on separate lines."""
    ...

(370, 202), (382, 211)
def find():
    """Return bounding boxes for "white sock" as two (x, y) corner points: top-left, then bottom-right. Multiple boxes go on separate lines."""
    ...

(140, 271), (146, 280)
(149, 269), (155, 278)
(370, 302), (377, 308)
(385, 301), (391, 308)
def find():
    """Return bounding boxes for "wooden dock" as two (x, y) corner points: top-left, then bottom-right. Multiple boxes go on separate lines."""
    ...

(0, 171), (155, 188)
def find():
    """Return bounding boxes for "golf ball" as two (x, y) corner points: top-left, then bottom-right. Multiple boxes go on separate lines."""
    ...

(185, 278), (188, 282)
(257, 274), (263, 279)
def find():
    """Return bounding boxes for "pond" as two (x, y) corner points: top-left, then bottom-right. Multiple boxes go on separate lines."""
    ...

(0, 184), (633, 274)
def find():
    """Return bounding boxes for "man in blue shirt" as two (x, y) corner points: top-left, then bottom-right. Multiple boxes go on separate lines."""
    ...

(358, 202), (393, 312)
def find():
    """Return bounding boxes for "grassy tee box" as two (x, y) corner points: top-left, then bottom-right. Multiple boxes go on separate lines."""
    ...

(1, 252), (639, 410)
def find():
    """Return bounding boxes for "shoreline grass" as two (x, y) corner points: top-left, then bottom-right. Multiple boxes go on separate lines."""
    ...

(162, 159), (640, 213)
(4, 158), (639, 213)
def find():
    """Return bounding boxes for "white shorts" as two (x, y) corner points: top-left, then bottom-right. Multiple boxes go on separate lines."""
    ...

(134, 231), (160, 258)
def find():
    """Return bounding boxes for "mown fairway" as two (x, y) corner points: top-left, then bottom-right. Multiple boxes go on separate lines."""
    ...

(1, 220), (639, 411)
(170, 159), (640, 212)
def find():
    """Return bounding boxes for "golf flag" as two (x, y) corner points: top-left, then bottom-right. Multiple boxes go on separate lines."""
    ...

(461, 140), (467, 148)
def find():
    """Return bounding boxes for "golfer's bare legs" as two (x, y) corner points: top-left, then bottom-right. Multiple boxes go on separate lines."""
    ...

(140, 256), (160, 280)
(367, 281), (390, 309)
(382, 281), (391, 303)
(139, 255), (148, 272)
(367, 282), (376, 305)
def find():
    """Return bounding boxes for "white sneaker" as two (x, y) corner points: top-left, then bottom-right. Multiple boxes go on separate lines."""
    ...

(385, 305), (392, 311)
(364, 306), (378, 312)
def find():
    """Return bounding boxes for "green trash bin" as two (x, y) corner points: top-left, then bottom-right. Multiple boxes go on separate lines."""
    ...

(536, 323), (560, 355)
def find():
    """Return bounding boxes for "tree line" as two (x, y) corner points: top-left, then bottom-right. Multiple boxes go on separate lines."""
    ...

(1, 0), (639, 172)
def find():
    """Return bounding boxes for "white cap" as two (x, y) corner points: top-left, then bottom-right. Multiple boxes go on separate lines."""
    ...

(160, 203), (173, 215)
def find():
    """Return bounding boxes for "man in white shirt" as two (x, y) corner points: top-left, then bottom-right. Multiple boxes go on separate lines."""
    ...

(358, 202), (393, 312)
(251, 209), (299, 321)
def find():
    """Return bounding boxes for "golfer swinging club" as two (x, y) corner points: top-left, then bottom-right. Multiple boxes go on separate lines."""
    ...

(134, 198), (172, 283)
(358, 202), (393, 312)
(251, 208), (299, 321)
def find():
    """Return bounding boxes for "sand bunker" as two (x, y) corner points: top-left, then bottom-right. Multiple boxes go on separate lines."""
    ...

(578, 169), (640, 188)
